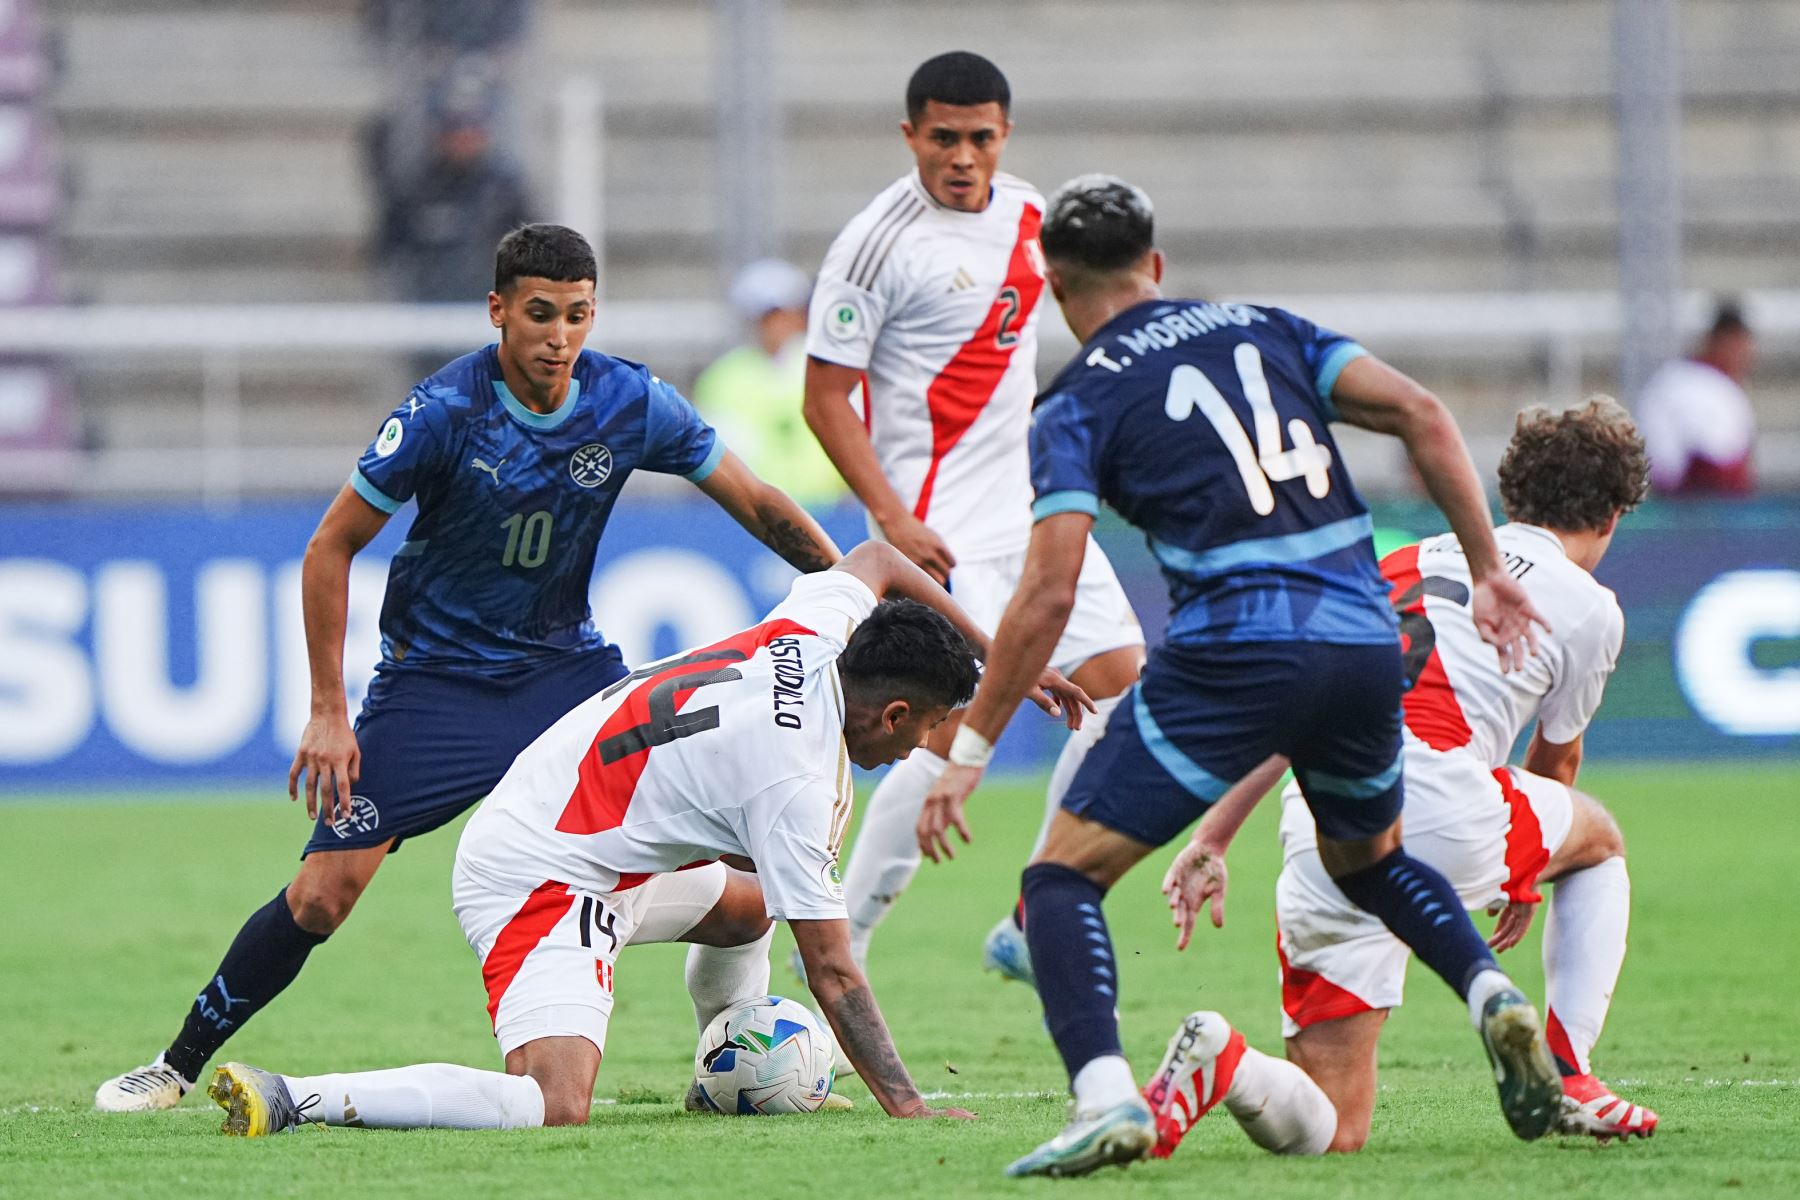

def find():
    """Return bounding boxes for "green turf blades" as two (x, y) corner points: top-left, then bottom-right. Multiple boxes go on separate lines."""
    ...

(3, 766), (1799, 1197)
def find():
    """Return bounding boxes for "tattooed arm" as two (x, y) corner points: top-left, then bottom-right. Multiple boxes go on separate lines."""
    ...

(695, 450), (841, 573)
(788, 918), (975, 1120)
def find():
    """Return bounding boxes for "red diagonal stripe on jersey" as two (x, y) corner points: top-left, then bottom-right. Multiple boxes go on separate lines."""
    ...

(1382, 544), (1473, 752)
(482, 880), (575, 1026)
(556, 619), (816, 837)
(912, 205), (1045, 522)
(1494, 767), (1550, 904)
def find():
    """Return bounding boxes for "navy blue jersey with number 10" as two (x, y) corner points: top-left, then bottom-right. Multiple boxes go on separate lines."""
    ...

(1031, 299), (1395, 647)
(350, 344), (723, 676)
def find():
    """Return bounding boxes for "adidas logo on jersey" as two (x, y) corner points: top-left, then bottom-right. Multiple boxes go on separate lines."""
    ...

(947, 267), (976, 292)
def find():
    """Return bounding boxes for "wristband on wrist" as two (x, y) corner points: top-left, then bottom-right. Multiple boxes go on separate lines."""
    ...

(947, 725), (994, 769)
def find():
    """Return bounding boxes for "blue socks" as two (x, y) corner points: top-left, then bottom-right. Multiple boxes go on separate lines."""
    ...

(164, 888), (329, 1082)
(1020, 862), (1123, 1080)
(1333, 849), (1498, 999)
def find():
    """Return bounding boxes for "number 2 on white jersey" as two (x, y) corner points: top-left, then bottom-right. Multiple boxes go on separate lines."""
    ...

(1164, 343), (1332, 515)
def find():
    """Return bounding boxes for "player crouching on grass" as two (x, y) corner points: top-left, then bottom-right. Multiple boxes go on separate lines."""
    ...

(1162, 396), (1657, 1152)
(206, 542), (1091, 1134)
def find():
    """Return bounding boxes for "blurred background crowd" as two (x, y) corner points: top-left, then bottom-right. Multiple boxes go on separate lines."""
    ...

(0, 0), (1795, 502)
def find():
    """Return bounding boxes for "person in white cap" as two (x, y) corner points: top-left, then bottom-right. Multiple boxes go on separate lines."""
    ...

(694, 259), (847, 507)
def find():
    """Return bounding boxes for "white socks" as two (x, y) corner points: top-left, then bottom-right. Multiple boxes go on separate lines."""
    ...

(1032, 694), (1122, 857)
(841, 748), (945, 966)
(1224, 1046), (1336, 1156)
(686, 927), (775, 1033)
(281, 1063), (545, 1130)
(1543, 855), (1631, 1076)
(1465, 967), (1514, 1030)
(1071, 1054), (1139, 1113)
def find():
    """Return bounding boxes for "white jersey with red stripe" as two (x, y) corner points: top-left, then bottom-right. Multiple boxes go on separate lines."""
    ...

(455, 572), (873, 922)
(1384, 522), (1624, 781)
(807, 169), (1047, 561)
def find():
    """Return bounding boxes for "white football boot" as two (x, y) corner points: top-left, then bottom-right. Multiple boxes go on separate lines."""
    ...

(95, 1053), (192, 1113)
(1005, 1097), (1156, 1178)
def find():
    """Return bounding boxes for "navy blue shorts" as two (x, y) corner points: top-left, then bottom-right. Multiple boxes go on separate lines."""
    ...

(302, 645), (628, 857)
(1062, 639), (1405, 846)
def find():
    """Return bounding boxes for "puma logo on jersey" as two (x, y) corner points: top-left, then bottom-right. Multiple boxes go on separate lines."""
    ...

(471, 456), (507, 485)
(947, 267), (976, 292)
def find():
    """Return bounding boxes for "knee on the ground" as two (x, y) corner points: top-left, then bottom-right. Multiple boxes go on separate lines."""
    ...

(540, 1093), (591, 1126)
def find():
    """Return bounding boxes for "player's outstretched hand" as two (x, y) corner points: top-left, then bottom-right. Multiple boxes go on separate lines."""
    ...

(289, 713), (361, 826)
(1472, 570), (1551, 673)
(1486, 898), (1537, 952)
(1161, 840), (1229, 951)
(900, 1104), (979, 1120)
(880, 512), (957, 586)
(1027, 667), (1096, 730)
(918, 763), (982, 864)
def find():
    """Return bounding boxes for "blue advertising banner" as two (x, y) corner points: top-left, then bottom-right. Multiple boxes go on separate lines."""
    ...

(0, 494), (1794, 790)
(0, 495), (1077, 790)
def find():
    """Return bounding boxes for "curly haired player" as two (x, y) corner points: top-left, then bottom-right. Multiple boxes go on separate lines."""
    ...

(1165, 396), (1657, 1151)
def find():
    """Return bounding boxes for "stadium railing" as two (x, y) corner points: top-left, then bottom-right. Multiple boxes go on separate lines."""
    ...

(1, 288), (1796, 502)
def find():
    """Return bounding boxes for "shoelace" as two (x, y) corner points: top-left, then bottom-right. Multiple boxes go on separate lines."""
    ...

(294, 1092), (325, 1130)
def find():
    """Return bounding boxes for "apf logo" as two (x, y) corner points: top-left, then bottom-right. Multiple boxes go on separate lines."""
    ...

(570, 443), (613, 488)
(329, 795), (381, 839)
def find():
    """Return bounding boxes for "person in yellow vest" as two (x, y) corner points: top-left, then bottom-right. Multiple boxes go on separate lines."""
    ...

(694, 260), (848, 508)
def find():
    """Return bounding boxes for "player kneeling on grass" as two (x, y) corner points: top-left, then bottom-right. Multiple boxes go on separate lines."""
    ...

(208, 543), (1090, 1134)
(1163, 396), (1657, 1151)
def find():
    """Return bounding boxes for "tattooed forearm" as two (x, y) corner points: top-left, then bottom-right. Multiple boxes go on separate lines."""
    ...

(823, 983), (922, 1115)
(753, 502), (836, 573)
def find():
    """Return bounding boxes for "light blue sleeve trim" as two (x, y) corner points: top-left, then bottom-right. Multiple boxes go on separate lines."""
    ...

(348, 467), (402, 514)
(682, 435), (727, 484)
(1313, 342), (1369, 417)
(1031, 489), (1100, 522)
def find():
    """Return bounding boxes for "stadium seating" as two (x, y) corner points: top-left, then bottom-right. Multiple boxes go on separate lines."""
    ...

(37, 0), (1800, 490)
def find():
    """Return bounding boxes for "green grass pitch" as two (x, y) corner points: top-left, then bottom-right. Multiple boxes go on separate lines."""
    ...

(3, 763), (1797, 1197)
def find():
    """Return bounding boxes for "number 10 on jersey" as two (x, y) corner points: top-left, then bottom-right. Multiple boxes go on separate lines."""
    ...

(501, 510), (553, 567)
(1164, 343), (1332, 515)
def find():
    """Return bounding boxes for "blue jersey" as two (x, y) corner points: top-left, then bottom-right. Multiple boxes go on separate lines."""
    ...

(350, 345), (724, 674)
(1031, 300), (1395, 646)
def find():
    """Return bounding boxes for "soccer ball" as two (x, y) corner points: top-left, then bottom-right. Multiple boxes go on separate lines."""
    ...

(693, 995), (836, 1114)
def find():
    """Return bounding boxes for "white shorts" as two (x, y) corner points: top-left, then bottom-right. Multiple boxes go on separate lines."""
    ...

(1273, 745), (1574, 1037)
(949, 537), (1144, 677)
(452, 861), (730, 1057)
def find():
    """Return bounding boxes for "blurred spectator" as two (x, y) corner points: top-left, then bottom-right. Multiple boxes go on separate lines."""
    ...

(368, 70), (530, 302)
(1634, 301), (1757, 495)
(692, 260), (847, 507)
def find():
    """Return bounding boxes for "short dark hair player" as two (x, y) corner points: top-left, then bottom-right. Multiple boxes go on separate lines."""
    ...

(95, 224), (842, 1112)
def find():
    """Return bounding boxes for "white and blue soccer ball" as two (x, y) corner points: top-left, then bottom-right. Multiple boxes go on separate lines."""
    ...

(693, 995), (836, 1114)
